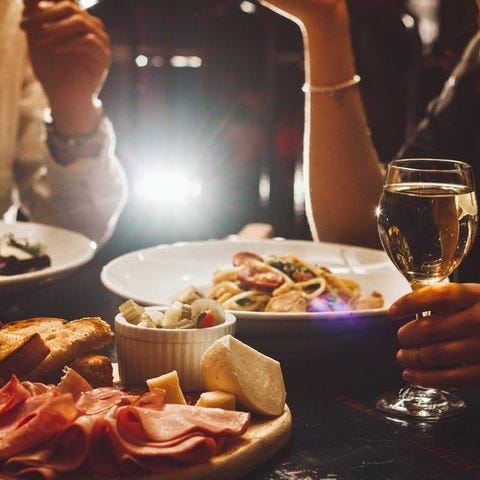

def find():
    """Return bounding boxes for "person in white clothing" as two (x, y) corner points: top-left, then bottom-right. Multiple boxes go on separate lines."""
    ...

(1, 0), (127, 247)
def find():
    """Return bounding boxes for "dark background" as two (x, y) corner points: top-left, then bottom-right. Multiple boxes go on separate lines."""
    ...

(87, 0), (478, 262)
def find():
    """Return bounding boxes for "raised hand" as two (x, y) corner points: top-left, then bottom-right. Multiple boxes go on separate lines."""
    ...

(20, 0), (111, 135)
(389, 283), (480, 389)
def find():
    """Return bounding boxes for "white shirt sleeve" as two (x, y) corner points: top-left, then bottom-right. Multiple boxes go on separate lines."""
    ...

(13, 60), (128, 248)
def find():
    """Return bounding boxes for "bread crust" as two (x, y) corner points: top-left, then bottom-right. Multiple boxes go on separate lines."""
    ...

(0, 316), (114, 385)
(0, 317), (67, 381)
(26, 317), (114, 382)
(0, 333), (50, 380)
(68, 353), (113, 387)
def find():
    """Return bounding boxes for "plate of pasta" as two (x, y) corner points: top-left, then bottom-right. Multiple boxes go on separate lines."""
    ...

(101, 239), (410, 330)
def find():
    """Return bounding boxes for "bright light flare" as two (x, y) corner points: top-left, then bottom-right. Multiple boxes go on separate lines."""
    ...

(293, 162), (305, 217)
(134, 54), (164, 68)
(170, 56), (202, 68)
(240, 1), (256, 13)
(135, 55), (149, 68)
(134, 170), (202, 205)
(78, 0), (99, 8)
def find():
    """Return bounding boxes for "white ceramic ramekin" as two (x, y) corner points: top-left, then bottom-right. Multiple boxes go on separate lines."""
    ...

(115, 307), (236, 392)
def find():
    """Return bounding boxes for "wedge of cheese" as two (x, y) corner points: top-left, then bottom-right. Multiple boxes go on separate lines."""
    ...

(195, 390), (237, 410)
(146, 370), (187, 404)
(200, 335), (286, 416)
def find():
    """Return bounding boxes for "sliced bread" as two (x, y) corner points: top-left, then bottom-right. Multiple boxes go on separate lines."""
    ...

(0, 332), (50, 380)
(26, 317), (114, 382)
(0, 317), (67, 336)
(68, 353), (113, 387)
(0, 317), (68, 380)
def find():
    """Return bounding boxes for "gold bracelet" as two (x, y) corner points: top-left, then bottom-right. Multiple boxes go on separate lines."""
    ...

(302, 74), (361, 94)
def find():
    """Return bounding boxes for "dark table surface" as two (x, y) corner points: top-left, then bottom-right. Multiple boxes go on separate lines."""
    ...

(3, 255), (480, 480)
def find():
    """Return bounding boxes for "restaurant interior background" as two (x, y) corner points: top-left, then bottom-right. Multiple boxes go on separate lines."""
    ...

(83, 0), (477, 260)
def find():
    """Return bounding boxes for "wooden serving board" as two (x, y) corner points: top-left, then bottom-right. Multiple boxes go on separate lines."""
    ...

(105, 364), (293, 480)
(137, 405), (292, 480)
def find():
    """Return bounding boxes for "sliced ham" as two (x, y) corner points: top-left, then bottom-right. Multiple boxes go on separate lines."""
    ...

(0, 375), (31, 416)
(0, 392), (56, 440)
(4, 414), (96, 479)
(55, 368), (93, 401)
(88, 415), (219, 475)
(0, 373), (252, 478)
(21, 381), (54, 397)
(0, 393), (79, 459)
(132, 388), (167, 409)
(76, 386), (131, 415)
(117, 403), (250, 443)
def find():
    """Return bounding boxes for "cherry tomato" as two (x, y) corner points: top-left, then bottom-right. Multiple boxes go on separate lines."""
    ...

(191, 299), (225, 325)
(197, 310), (216, 328)
(237, 261), (284, 291)
(232, 251), (264, 266)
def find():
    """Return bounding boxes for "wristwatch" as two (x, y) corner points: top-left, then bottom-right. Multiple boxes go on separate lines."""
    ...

(45, 103), (106, 165)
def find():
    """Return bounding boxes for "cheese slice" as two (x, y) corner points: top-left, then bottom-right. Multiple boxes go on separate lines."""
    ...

(195, 390), (237, 410)
(146, 370), (187, 404)
(200, 335), (286, 417)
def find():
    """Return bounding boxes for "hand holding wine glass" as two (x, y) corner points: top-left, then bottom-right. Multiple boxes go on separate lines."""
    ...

(389, 282), (480, 390)
(376, 158), (478, 421)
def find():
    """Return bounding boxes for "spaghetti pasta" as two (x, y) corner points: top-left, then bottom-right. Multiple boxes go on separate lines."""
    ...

(200, 251), (384, 313)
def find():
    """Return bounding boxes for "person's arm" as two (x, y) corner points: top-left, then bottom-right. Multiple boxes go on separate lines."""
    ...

(389, 283), (480, 389)
(20, 0), (110, 137)
(13, 1), (127, 246)
(260, 0), (384, 248)
(14, 59), (127, 247)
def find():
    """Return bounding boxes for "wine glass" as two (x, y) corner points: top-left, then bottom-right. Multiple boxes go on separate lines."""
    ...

(375, 158), (478, 421)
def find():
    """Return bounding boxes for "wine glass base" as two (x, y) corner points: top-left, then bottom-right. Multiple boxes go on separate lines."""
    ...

(376, 385), (466, 421)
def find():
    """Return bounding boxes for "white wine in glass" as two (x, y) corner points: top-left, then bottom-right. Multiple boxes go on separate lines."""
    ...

(376, 158), (478, 421)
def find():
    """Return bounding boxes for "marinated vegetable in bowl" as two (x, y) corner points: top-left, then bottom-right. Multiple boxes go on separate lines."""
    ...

(119, 298), (226, 329)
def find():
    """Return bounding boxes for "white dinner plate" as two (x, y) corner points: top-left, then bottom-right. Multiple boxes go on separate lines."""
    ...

(101, 239), (410, 346)
(0, 221), (96, 298)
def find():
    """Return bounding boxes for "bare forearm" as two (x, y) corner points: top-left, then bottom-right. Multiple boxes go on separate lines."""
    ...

(301, 10), (384, 248)
(257, 0), (386, 247)
(305, 81), (384, 248)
